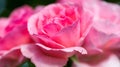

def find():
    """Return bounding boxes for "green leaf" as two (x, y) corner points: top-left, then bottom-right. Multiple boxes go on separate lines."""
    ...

(19, 59), (35, 67)
(64, 58), (73, 67)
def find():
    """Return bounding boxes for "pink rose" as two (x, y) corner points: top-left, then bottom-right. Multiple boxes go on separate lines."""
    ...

(34, 5), (44, 13)
(82, 0), (120, 56)
(21, 3), (93, 67)
(0, 5), (33, 67)
(70, 1), (120, 66)
(56, 0), (101, 4)
(73, 54), (120, 67)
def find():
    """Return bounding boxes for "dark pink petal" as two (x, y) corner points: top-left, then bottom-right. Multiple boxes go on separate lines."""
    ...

(0, 24), (31, 50)
(6, 5), (33, 32)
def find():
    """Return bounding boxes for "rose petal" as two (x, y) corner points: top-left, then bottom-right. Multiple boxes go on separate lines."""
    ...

(0, 47), (25, 67)
(43, 23), (61, 37)
(52, 20), (81, 47)
(34, 5), (44, 13)
(21, 45), (68, 67)
(28, 13), (39, 35)
(32, 34), (65, 49)
(36, 43), (87, 58)
(93, 20), (120, 35)
(0, 25), (31, 50)
(0, 18), (10, 37)
(84, 27), (120, 55)
(72, 54), (120, 67)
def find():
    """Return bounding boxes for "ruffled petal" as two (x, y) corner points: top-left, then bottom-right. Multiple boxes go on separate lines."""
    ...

(21, 45), (68, 67)
(52, 21), (81, 47)
(72, 54), (120, 67)
(0, 47), (25, 67)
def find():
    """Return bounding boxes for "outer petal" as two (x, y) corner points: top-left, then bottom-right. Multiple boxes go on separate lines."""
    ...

(83, 27), (120, 55)
(5, 5), (33, 32)
(21, 44), (87, 67)
(81, 0), (120, 55)
(21, 45), (68, 67)
(0, 18), (9, 37)
(34, 5), (44, 13)
(0, 24), (31, 50)
(72, 54), (120, 67)
(93, 19), (120, 36)
(0, 47), (25, 67)
(36, 43), (87, 58)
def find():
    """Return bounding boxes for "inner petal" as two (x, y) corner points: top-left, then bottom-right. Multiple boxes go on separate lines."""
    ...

(43, 23), (61, 37)
(52, 20), (81, 48)
(53, 16), (73, 27)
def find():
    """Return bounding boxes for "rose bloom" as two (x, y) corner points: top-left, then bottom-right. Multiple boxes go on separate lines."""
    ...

(0, 5), (33, 67)
(56, 0), (101, 4)
(69, 0), (120, 67)
(34, 5), (45, 13)
(21, 3), (94, 67)
(81, 0), (120, 57)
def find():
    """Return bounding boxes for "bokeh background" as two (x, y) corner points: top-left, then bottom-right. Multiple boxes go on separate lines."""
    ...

(0, 0), (120, 17)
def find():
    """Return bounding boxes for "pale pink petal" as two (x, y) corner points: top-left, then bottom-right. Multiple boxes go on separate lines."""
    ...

(36, 43), (87, 58)
(0, 47), (25, 67)
(32, 34), (65, 49)
(79, 7), (93, 44)
(93, 20), (120, 35)
(52, 21), (81, 47)
(28, 13), (39, 35)
(0, 18), (10, 37)
(21, 45), (68, 67)
(83, 28), (120, 55)
(72, 54), (120, 67)
(21, 44), (86, 67)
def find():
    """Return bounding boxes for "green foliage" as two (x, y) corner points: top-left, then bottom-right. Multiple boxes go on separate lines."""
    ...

(105, 0), (120, 4)
(19, 59), (35, 67)
(64, 58), (73, 67)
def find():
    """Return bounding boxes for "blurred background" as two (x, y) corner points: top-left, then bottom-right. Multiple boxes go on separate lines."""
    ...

(0, 0), (120, 17)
